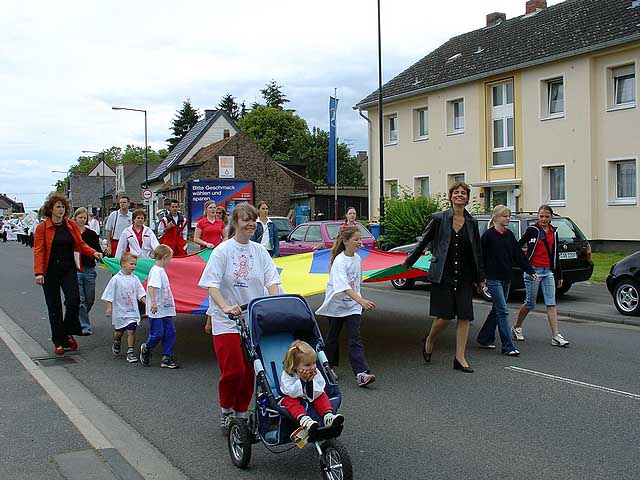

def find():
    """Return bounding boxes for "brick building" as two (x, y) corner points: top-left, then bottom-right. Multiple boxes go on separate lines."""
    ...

(157, 132), (315, 217)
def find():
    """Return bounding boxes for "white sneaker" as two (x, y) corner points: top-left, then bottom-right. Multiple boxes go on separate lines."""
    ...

(356, 372), (376, 387)
(512, 327), (525, 341)
(552, 334), (570, 347)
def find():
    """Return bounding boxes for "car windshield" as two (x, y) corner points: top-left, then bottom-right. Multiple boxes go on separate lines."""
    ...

(271, 218), (291, 233)
(527, 218), (587, 242)
(326, 222), (373, 240)
(476, 219), (520, 237)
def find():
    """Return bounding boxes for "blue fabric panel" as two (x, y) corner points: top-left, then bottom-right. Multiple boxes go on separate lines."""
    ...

(258, 332), (294, 395)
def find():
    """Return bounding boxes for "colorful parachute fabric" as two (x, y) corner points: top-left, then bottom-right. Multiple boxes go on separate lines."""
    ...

(101, 248), (431, 315)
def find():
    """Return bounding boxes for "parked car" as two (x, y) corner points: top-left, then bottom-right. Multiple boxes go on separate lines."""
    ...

(389, 213), (594, 301)
(269, 216), (294, 240)
(606, 251), (640, 316)
(279, 221), (377, 256)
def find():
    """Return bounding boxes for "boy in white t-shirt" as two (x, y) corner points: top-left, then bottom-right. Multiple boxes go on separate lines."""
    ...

(140, 244), (178, 369)
(102, 252), (147, 363)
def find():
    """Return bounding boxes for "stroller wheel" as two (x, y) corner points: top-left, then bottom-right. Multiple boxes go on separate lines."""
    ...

(227, 418), (252, 468)
(319, 439), (353, 480)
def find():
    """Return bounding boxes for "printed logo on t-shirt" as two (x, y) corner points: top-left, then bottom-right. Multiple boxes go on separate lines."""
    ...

(342, 271), (358, 304)
(233, 250), (253, 288)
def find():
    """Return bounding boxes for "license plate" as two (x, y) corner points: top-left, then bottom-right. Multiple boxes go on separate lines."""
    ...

(559, 251), (577, 260)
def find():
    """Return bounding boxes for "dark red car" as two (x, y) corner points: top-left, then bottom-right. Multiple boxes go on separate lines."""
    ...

(279, 221), (377, 256)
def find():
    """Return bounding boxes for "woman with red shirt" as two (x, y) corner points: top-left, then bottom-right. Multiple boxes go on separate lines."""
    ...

(34, 194), (102, 355)
(513, 204), (569, 347)
(194, 200), (227, 249)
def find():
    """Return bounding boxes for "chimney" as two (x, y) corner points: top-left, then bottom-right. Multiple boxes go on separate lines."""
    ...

(526, 0), (547, 14)
(486, 12), (506, 27)
(205, 109), (217, 120)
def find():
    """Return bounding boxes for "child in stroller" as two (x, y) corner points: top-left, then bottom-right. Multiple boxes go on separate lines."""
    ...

(226, 294), (352, 479)
(281, 340), (344, 439)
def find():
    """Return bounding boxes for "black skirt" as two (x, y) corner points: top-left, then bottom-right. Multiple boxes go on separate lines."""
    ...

(429, 280), (474, 321)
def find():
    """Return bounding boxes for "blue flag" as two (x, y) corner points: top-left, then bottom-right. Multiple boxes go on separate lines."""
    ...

(328, 96), (338, 185)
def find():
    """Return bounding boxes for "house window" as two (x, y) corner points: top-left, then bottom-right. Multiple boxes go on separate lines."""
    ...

(385, 179), (399, 199)
(613, 65), (636, 107)
(491, 81), (514, 166)
(542, 165), (566, 206)
(385, 114), (398, 145)
(609, 160), (637, 203)
(448, 173), (465, 186)
(447, 99), (464, 134)
(545, 78), (564, 116)
(414, 108), (429, 139)
(414, 176), (430, 198)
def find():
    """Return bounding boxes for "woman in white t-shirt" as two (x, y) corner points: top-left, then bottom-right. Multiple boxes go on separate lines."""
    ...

(316, 226), (377, 387)
(198, 203), (282, 432)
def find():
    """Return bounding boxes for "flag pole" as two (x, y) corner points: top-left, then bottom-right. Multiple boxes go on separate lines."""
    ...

(334, 87), (339, 221)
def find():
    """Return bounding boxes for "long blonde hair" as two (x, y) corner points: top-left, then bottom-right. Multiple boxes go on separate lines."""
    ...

(283, 340), (316, 375)
(488, 204), (511, 229)
(329, 225), (359, 268)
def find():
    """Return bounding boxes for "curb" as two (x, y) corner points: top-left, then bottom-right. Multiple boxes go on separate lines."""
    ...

(563, 310), (640, 327)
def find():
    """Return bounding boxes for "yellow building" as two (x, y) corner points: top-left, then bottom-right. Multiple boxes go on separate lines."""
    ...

(356, 0), (640, 247)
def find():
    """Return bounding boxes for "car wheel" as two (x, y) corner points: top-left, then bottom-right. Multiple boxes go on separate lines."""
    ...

(556, 282), (572, 295)
(613, 280), (640, 316)
(391, 278), (415, 290)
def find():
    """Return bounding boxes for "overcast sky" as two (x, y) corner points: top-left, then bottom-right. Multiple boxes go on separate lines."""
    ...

(0, 0), (563, 210)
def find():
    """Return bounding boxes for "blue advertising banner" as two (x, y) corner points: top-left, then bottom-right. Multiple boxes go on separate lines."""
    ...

(188, 179), (255, 227)
(327, 96), (338, 185)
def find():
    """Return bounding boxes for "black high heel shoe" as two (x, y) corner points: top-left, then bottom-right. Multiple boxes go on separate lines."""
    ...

(453, 357), (474, 373)
(421, 336), (432, 363)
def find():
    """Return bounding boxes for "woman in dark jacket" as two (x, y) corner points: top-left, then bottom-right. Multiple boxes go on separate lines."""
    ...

(512, 204), (569, 347)
(403, 182), (484, 373)
(34, 195), (102, 355)
(251, 201), (280, 257)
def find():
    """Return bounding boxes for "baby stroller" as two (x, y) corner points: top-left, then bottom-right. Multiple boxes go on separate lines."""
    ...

(227, 294), (352, 480)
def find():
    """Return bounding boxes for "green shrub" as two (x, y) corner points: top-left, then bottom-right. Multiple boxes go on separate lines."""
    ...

(378, 187), (448, 249)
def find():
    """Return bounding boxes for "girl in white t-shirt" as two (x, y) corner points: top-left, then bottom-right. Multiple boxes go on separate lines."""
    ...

(102, 252), (147, 363)
(140, 244), (178, 369)
(198, 203), (282, 432)
(316, 226), (377, 387)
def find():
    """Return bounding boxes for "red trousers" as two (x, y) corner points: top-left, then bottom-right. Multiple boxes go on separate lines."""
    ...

(110, 240), (119, 257)
(212, 333), (254, 413)
(281, 392), (333, 420)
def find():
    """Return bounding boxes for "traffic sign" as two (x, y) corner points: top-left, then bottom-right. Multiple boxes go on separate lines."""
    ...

(142, 189), (153, 200)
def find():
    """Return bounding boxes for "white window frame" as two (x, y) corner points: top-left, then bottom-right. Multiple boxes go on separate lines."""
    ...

(413, 175), (430, 198)
(491, 81), (514, 168)
(384, 113), (398, 146)
(606, 62), (637, 111)
(541, 164), (567, 207)
(447, 172), (466, 187)
(413, 106), (429, 141)
(540, 75), (565, 120)
(384, 178), (399, 199)
(607, 157), (638, 205)
(446, 97), (465, 135)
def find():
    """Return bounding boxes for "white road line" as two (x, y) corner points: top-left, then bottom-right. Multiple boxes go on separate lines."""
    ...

(0, 321), (113, 449)
(506, 366), (640, 400)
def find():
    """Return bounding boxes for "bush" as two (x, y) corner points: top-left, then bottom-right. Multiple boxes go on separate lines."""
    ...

(378, 188), (448, 249)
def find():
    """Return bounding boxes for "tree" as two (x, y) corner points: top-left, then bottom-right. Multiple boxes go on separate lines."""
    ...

(219, 94), (239, 121)
(260, 80), (289, 109)
(237, 105), (308, 163)
(166, 99), (201, 151)
(239, 101), (248, 119)
(288, 127), (365, 186)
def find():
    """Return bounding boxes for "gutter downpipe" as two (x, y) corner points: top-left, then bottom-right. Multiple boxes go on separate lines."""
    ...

(358, 109), (373, 220)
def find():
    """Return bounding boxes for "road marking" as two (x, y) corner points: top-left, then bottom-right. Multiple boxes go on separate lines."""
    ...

(0, 320), (113, 449)
(506, 366), (640, 400)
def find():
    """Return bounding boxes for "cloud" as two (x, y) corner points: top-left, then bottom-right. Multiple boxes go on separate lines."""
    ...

(0, 0), (564, 210)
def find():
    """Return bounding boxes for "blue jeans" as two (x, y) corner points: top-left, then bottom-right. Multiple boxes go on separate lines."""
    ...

(524, 267), (556, 309)
(77, 267), (96, 333)
(477, 279), (517, 353)
(145, 317), (176, 356)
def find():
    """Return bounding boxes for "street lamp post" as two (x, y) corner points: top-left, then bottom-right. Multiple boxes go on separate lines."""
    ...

(377, 0), (385, 226)
(112, 106), (149, 220)
(82, 150), (106, 219)
(51, 170), (71, 197)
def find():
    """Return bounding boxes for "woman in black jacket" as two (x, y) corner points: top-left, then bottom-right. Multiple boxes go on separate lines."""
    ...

(404, 182), (485, 373)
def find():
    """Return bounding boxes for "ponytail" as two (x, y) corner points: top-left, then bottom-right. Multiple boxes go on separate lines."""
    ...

(329, 226), (359, 269)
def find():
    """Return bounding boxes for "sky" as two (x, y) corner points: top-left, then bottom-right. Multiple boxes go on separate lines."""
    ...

(0, 0), (563, 211)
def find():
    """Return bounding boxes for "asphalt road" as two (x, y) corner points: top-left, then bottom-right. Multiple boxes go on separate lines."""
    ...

(1, 241), (639, 480)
